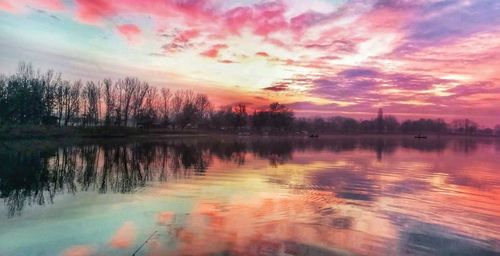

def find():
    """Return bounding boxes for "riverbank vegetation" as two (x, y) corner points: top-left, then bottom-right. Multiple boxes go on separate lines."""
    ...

(1, 63), (499, 139)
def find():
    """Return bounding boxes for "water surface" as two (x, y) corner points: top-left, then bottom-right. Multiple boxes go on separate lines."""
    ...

(0, 136), (499, 255)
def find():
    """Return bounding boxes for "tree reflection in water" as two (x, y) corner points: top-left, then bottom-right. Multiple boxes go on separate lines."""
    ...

(0, 136), (494, 217)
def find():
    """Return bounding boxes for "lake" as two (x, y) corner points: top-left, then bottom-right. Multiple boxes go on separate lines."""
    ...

(0, 136), (499, 256)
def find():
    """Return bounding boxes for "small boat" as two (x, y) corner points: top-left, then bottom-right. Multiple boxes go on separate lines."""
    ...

(309, 134), (319, 138)
(414, 135), (427, 139)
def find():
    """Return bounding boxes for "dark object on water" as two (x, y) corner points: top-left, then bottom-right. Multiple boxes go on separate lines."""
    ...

(309, 134), (319, 138)
(132, 230), (158, 256)
(414, 135), (427, 139)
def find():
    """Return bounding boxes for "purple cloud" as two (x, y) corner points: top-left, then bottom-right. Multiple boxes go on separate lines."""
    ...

(338, 68), (380, 78)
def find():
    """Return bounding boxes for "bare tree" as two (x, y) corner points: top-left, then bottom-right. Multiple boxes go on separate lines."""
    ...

(114, 80), (123, 126)
(82, 81), (101, 126)
(136, 86), (158, 127)
(55, 81), (65, 125)
(131, 82), (150, 126)
(195, 94), (211, 119)
(179, 90), (197, 130)
(233, 103), (247, 129)
(144, 87), (158, 115)
(63, 80), (81, 126)
(171, 90), (211, 130)
(102, 78), (115, 126)
(0, 75), (7, 125)
(159, 88), (171, 126)
(40, 69), (61, 118)
(117, 77), (139, 126)
(170, 90), (186, 130)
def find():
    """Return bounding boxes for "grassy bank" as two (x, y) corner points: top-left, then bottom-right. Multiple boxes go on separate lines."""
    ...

(0, 125), (204, 140)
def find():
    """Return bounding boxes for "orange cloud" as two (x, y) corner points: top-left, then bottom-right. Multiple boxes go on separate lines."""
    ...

(256, 51), (269, 57)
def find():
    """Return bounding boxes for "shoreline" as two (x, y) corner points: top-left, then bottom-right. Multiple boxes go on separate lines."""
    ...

(0, 125), (498, 141)
(0, 125), (207, 140)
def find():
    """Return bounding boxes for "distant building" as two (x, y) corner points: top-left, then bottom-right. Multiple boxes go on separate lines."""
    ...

(377, 108), (384, 133)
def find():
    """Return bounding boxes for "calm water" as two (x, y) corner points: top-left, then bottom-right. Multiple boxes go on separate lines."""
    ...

(0, 136), (499, 256)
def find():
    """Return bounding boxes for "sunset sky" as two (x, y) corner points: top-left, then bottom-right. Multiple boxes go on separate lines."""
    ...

(0, 0), (499, 126)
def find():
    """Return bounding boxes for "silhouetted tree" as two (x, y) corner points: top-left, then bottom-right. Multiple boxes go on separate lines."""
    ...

(131, 82), (150, 126)
(117, 77), (138, 126)
(401, 118), (447, 134)
(81, 81), (100, 126)
(233, 104), (247, 129)
(102, 78), (115, 126)
(340, 117), (359, 133)
(159, 88), (172, 127)
(64, 81), (81, 126)
(359, 119), (375, 133)
(136, 86), (158, 128)
(384, 115), (399, 133)
(452, 119), (478, 135)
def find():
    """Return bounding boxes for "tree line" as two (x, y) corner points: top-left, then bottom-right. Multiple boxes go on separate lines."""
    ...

(0, 63), (498, 136)
(0, 63), (295, 132)
(294, 115), (498, 136)
(0, 62), (211, 129)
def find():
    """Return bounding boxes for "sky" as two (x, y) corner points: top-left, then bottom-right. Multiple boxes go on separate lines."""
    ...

(0, 0), (499, 126)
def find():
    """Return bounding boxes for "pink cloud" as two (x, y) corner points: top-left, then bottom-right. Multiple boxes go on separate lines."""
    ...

(161, 29), (201, 53)
(0, 0), (16, 12)
(353, 5), (416, 38)
(38, 0), (64, 11)
(169, 0), (215, 22)
(116, 23), (142, 42)
(264, 38), (288, 48)
(109, 222), (136, 249)
(251, 1), (288, 36)
(200, 44), (228, 58)
(200, 49), (218, 58)
(66, 0), (335, 44)
(175, 29), (200, 43)
(75, 0), (116, 24)
(67, 0), (289, 38)
(73, 0), (217, 25)
(290, 11), (326, 36)
(223, 6), (253, 34)
(221, 1), (292, 37)
(0, 0), (64, 13)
